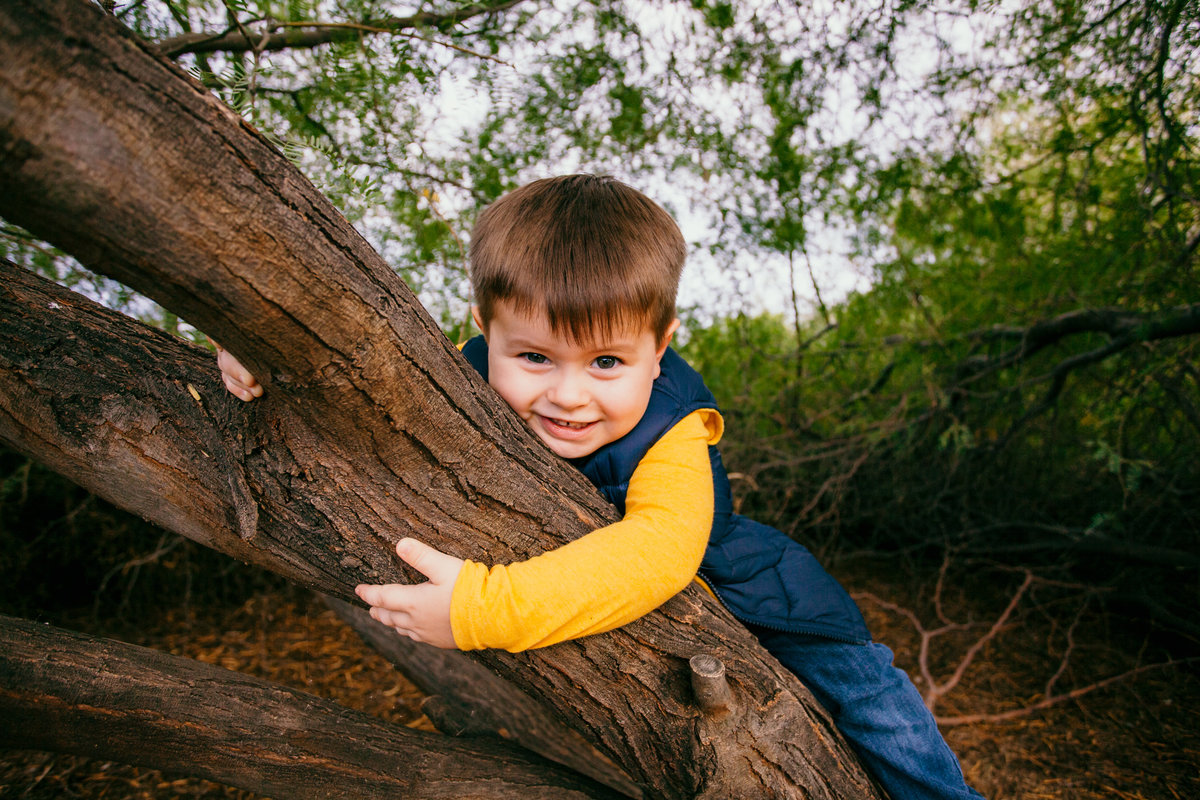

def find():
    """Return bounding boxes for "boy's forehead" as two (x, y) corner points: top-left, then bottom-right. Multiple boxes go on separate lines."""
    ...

(491, 300), (655, 346)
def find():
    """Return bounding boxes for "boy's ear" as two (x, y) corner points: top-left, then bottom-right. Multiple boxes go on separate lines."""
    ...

(470, 306), (486, 339)
(653, 318), (681, 379)
(656, 318), (681, 359)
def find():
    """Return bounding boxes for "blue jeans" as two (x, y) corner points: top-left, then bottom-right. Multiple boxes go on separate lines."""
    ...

(753, 629), (986, 800)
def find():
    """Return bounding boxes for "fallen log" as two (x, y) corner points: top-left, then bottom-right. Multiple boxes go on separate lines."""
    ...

(0, 614), (625, 800)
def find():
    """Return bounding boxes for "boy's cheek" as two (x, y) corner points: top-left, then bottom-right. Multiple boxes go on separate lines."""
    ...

(487, 371), (534, 417)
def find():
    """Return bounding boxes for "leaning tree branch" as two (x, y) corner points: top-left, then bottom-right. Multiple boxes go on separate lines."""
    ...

(989, 305), (1199, 444)
(0, 614), (625, 800)
(957, 521), (1200, 570)
(156, 0), (526, 58)
(893, 303), (1200, 445)
(796, 305), (1200, 457)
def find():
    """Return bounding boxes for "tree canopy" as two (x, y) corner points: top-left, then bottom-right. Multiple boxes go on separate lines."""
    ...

(10, 1), (1190, 328)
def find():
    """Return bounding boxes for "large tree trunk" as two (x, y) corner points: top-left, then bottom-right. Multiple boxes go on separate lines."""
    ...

(0, 614), (625, 800)
(0, 1), (883, 798)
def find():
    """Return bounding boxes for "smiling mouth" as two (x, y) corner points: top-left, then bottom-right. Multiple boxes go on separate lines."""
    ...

(539, 416), (597, 437)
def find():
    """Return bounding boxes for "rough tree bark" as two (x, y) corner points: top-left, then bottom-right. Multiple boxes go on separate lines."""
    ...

(0, 614), (624, 800)
(0, 1), (882, 797)
(322, 596), (643, 797)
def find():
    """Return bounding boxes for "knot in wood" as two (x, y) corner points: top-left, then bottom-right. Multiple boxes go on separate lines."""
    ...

(689, 653), (733, 715)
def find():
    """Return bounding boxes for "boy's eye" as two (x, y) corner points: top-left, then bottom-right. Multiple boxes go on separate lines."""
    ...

(593, 355), (620, 370)
(520, 352), (548, 364)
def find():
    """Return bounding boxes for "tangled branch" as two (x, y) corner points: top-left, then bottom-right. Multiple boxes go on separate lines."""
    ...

(959, 303), (1200, 387)
(856, 563), (1034, 711)
(855, 554), (1199, 728)
(156, 0), (526, 59)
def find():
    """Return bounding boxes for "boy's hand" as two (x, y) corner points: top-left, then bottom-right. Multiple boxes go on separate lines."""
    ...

(213, 340), (263, 402)
(355, 538), (463, 649)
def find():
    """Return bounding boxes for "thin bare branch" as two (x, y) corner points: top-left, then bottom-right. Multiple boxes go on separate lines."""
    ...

(856, 567), (1035, 711)
(156, 0), (526, 59)
(936, 657), (1200, 727)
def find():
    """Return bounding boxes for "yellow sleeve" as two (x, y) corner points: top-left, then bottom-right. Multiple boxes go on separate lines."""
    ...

(450, 408), (724, 652)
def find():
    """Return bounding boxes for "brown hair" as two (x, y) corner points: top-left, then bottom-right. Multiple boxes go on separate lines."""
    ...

(469, 175), (686, 343)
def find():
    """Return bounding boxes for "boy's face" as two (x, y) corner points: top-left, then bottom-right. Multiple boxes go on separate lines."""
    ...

(475, 302), (678, 459)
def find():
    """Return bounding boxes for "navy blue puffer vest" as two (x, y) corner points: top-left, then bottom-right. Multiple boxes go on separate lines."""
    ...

(462, 336), (869, 643)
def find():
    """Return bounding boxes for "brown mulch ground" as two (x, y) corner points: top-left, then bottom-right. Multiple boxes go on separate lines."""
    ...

(1, 566), (1198, 799)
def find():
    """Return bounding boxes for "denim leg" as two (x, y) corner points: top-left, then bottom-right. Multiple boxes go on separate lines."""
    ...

(755, 630), (985, 800)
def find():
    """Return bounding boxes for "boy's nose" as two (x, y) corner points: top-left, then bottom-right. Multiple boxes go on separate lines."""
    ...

(547, 372), (589, 409)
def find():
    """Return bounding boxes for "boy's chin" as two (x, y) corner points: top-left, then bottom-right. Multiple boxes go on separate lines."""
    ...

(532, 430), (604, 460)
(542, 439), (601, 460)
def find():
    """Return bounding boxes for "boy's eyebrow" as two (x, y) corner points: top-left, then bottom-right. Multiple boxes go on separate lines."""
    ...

(572, 331), (645, 352)
(505, 333), (644, 355)
(500, 331), (557, 351)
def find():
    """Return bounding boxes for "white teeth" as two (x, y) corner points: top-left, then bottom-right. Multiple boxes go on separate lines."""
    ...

(554, 419), (588, 429)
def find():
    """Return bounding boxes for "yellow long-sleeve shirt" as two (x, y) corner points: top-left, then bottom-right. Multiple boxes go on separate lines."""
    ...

(450, 408), (724, 652)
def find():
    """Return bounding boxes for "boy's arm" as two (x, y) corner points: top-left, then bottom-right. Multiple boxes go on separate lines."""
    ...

(214, 340), (718, 652)
(449, 408), (722, 652)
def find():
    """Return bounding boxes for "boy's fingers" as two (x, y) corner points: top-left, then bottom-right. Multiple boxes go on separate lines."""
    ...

(360, 592), (422, 638)
(369, 606), (409, 630)
(355, 582), (409, 610)
(222, 373), (260, 402)
(216, 348), (262, 390)
(396, 538), (460, 583)
(222, 374), (247, 400)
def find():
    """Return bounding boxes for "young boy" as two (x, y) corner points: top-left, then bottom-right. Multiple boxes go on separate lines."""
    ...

(217, 175), (984, 800)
